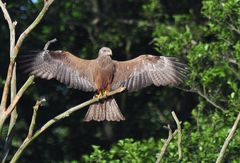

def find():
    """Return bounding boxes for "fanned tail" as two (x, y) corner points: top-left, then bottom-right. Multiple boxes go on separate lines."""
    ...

(84, 97), (125, 122)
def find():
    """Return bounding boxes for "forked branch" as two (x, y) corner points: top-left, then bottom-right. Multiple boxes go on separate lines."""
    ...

(156, 111), (182, 163)
(10, 87), (125, 163)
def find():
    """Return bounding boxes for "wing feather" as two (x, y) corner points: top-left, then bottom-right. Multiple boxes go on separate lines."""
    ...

(112, 54), (188, 92)
(22, 50), (97, 92)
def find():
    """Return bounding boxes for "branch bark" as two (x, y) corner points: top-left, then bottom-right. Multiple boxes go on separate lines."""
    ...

(10, 87), (125, 163)
(171, 111), (182, 162)
(6, 76), (35, 115)
(156, 111), (183, 163)
(156, 125), (178, 163)
(215, 112), (240, 163)
(27, 100), (45, 138)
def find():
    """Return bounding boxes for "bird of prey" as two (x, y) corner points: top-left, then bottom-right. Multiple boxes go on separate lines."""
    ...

(23, 47), (188, 122)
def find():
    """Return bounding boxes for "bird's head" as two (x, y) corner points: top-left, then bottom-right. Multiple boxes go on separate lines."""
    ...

(98, 47), (112, 57)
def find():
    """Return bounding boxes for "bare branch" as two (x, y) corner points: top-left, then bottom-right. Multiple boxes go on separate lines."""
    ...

(0, 0), (54, 109)
(9, 64), (18, 132)
(44, 38), (57, 50)
(27, 99), (45, 138)
(171, 111), (182, 162)
(0, 1), (16, 112)
(0, 64), (19, 163)
(0, 2), (13, 28)
(0, 61), (14, 112)
(216, 112), (240, 163)
(0, 1), (54, 161)
(156, 125), (178, 163)
(0, 1), (17, 55)
(176, 87), (225, 112)
(5, 76), (35, 116)
(10, 87), (126, 163)
(0, 0), (54, 133)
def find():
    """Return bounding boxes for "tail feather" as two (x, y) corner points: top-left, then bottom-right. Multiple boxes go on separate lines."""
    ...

(84, 97), (125, 122)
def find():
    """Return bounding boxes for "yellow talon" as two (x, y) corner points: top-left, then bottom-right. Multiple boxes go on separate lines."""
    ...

(95, 92), (103, 98)
(95, 90), (109, 99)
(103, 90), (109, 95)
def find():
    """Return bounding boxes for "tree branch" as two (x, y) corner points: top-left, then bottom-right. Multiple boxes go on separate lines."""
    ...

(171, 111), (182, 162)
(27, 99), (45, 138)
(176, 87), (225, 112)
(0, 61), (14, 112)
(44, 38), (57, 50)
(0, 2), (13, 29)
(0, 64), (19, 163)
(5, 76), (35, 115)
(9, 64), (18, 133)
(0, 0), (55, 134)
(0, 1), (55, 161)
(156, 111), (183, 162)
(0, 0), (17, 112)
(156, 125), (178, 163)
(216, 112), (240, 163)
(10, 87), (125, 163)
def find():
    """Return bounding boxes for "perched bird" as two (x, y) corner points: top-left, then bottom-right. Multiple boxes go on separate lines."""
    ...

(22, 47), (188, 121)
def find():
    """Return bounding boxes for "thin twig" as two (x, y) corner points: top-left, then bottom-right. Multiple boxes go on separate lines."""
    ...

(215, 112), (240, 163)
(156, 125), (178, 163)
(176, 87), (225, 112)
(44, 38), (57, 50)
(27, 99), (45, 138)
(171, 111), (182, 162)
(10, 87), (125, 163)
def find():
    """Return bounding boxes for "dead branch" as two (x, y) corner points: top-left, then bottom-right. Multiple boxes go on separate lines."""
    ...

(171, 111), (182, 162)
(10, 87), (125, 163)
(156, 125), (178, 163)
(27, 99), (45, 138)
(215, 112), (240, 163)
(0, 0), (55, 134)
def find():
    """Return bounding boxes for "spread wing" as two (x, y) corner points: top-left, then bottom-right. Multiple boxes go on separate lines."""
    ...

(112, 55), (188, 92)
(22, 50), (97, 92)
